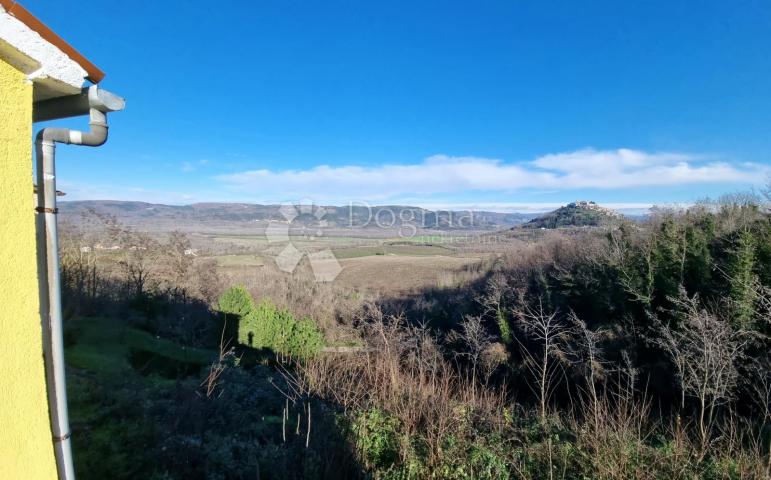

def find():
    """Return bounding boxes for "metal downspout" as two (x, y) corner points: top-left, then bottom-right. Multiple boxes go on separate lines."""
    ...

(34, 86), (124, 480)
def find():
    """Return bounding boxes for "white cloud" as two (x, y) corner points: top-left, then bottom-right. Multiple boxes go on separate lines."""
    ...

(215, 148), (769, 203)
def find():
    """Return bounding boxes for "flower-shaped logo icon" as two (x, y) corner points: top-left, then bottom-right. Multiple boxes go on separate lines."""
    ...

(266, 201), (342, 282)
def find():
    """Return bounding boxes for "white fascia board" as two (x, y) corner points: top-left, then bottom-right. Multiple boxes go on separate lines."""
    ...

(0, 6), (87, 90)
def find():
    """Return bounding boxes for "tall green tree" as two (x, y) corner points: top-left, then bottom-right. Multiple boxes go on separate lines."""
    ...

(727, 229), (758, 328)
(652, 218), (687, 306)
(682, 215), (714, 296)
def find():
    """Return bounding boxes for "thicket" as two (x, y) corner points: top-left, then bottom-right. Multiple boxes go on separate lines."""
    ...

(219, 286), (324, 358)
(271, 198), (771, 479)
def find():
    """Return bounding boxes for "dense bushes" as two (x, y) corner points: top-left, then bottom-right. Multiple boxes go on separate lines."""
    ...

(217, 285), (255, 318)
(219, 286), (324, 358)
(354, 408), (401, 471)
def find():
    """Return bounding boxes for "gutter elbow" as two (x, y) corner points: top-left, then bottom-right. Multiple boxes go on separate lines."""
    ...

(36, 127), (70, 145)
(36, 109), (109, 147)
(79, 123), (108, 147)
(80, 109), (109, 146)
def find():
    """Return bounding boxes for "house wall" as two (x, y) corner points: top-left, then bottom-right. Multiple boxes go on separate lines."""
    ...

(0, 57), (59, 479)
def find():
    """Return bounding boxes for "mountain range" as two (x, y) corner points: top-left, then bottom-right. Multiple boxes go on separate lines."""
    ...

(58, 200), (539, 232)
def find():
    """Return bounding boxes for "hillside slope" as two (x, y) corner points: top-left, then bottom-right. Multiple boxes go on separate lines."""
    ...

(523, 201), (623, 229)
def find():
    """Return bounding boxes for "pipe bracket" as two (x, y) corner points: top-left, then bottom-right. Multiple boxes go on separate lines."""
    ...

(35, 207), (59, 214)
(53, 432), (71, 443)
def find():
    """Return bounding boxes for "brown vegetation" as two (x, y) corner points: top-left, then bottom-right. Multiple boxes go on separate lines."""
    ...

(58, 194), (771, 479)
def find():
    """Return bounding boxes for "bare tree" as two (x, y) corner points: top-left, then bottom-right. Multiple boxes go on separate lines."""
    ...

(760, 177), (771, 212)
(59, 221), (98, 307)
(742, 286), (771, 422)
(117, 229), (159, 298)
(654, 317), (689, 411)
(743, 355), (771, 423)
(58, 211), (117, 309)
(569, 312), (608, 428)
(477, 272), (513, 344)
(193, 259), (222, 305)
(449, 315), (494, 388)
(165, 230), (194, 288)
(654, 291), (755, 451)
(513, 297), (571, 423)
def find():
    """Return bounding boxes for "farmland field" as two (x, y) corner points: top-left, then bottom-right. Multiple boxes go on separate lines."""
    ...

(213, 254), (264, 267)
(194, 233), (483, 294)
(211, 235), (269, 248)
(332, 243), (454, 259)
(334, 254), (483, 292)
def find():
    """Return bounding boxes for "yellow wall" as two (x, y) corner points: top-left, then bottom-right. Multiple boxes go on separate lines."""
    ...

(0, 59), (59, 479)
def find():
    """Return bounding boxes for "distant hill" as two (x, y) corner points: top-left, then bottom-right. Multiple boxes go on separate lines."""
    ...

(522, 201), (623, 229)
(58, 200), (538, 232)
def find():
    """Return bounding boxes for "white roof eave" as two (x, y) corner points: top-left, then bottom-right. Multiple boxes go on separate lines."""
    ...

(0, 6), (88, 97)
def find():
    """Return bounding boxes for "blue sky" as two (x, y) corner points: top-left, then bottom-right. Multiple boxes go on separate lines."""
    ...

(28, 0), (771, 212)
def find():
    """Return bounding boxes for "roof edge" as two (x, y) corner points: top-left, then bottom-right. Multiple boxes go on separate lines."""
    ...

(0, 0), (104, 83)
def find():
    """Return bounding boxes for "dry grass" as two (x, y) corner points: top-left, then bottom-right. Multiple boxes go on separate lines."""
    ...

(213, 254), (264, 267)
(335, 255), (484, 293)
(278, 304), (771, 479)
(282, 306), (509, 470)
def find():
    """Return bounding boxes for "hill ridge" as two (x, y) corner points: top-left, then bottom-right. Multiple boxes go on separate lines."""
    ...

(58, 200), (537, 231)
(522, 200), (623, 229)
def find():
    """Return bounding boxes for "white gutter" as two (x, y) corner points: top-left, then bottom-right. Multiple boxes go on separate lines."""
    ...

(34, 85), (125, 480)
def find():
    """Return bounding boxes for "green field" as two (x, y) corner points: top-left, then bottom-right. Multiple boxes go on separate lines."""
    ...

(66, 316), (215, 375)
